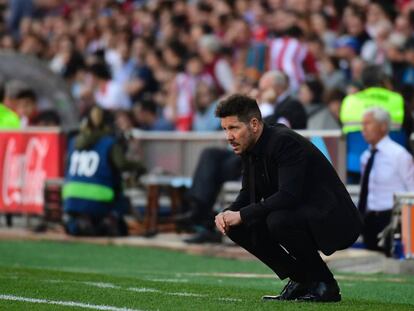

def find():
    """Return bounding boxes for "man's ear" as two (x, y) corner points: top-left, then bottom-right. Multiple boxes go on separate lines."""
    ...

(250, 118), (259, 132)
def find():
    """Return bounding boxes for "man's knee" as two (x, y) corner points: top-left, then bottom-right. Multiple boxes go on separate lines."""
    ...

(226, 225), (247, 245)
(200, 147), (223, 162)
(266, 212), (292, 239)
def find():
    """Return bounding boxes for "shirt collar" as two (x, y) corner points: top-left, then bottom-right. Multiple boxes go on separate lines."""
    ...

(249, 123), (271, 157)
(372, 135), (391, 152)
(275, 90), (290, 105)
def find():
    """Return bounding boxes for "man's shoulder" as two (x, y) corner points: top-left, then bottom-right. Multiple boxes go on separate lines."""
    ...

(266, 124), (304, 146)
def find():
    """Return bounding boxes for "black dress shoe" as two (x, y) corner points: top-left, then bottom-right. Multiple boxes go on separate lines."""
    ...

(262, 280), (309, 301)
(296, 280), (341, 302)
(184, 230), (222, 244)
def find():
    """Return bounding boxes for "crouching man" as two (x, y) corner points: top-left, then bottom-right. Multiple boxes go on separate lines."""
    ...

(214, 94), (362, 302)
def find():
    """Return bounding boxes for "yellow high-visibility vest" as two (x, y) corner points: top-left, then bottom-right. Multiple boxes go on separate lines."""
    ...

(340, 87), (404, 134)
(0, 104), (20, 129)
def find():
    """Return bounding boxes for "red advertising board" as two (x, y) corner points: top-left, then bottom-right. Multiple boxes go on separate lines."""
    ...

(0, 129), (65, 215)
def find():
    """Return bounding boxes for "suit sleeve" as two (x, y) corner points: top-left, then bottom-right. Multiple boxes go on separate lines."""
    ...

(225, 157), (250, 211)
(239, 134), (307, 225)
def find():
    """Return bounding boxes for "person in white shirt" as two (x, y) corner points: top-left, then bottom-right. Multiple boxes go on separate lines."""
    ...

(359, 107), (414, 252)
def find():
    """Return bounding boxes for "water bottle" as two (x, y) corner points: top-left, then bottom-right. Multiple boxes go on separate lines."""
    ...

(393, 238), (405, 260)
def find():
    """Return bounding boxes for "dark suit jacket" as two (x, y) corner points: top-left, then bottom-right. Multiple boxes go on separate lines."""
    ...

(227, 124), (362, 256)
(264, 96), (307, 129)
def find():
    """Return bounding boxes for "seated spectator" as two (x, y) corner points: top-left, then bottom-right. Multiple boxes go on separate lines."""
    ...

(298, 77), (325, 118)
(261, 70), (307, 130)
(63, 106), (146, 236)
(192, 81), (221, 131)
(133, 100), (174, 131)
(358, 107), (414, 254)
(175, 147), (242, 244)
(307, 88), (345, 130)
(32, 109), (61, 126)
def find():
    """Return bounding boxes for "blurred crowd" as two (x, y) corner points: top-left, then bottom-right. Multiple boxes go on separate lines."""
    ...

(2, 0), (414, 131)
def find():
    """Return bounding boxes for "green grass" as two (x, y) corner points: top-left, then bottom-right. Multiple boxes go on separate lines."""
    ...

(0, 241), (413, 310)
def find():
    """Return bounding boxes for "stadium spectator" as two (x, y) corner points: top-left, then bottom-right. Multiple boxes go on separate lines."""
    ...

(1, 0), (414, 137)
(307, 88), (345, 130)
(32, 109), (61, 127)
(14, 88), (38, 127)
(0, 79), (20, 129)
(359, 107), (414, 254)
(214, 94), (361, 302)
(192, 81), (221, 132)
(87, 62), (131, 111)
(176, 147), (242, 244)
(340, 65), (412, 183)
(132, 100), (174, 131)
(298, 77), (325, 119)
(260, 70), (307, 129)
(165, 53), (213, 131)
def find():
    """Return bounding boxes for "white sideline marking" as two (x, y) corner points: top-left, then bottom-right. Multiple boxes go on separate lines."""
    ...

(83, 282), (120, 289)
(128, 287), (160, 293)
(2, 275), (244, 303)
(0, 294), (143, 311)
(167, 292), (206, 297)
(217, 297), (242, 302)
(148, 278), (188, 283)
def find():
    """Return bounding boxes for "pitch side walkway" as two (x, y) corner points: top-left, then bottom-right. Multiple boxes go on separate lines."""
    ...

(1, 226), (413, 275)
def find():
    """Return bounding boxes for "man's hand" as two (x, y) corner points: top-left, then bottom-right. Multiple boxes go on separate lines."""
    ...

(215, 211), (242, 235)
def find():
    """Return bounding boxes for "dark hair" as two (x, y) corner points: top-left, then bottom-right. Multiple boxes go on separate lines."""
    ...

(138, 99), (158, 115)
(304, 77), (324, 104)
(324, 88), (346, 104)
(15, 89), (37, 102)
(215, 94), (262, 123)
(88, 62), (111, 80)
(33, 109), (61, 126)
(361, 65), (389, 88)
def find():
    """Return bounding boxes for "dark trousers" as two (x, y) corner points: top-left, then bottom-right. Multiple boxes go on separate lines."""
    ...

(227, 209), (334, 282)
(187, 147), (241, 228)
(362, 210), (392, 252)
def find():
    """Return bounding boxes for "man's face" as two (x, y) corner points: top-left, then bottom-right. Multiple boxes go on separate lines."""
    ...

(221, 116), (256, 155)
(15, 98), (36, 118)
(362, 112), (387, 145)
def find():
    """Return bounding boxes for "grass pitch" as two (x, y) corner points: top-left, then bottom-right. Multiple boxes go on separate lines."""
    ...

(0, 240), (413, 310)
